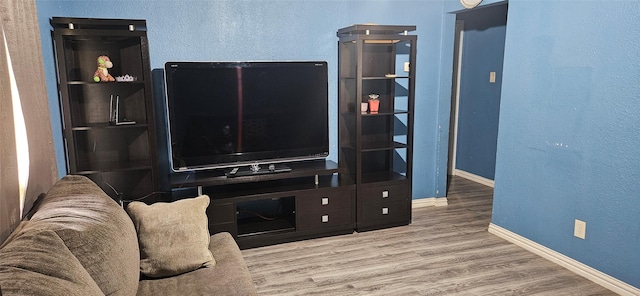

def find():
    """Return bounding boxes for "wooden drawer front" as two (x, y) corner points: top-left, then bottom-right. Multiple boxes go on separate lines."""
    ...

(360, 200), (410, 223)
(297, 189), (352, 213)
(297, 207), (352, 231)
(207, 203), (236, 224)
(359, 184), (408, 204)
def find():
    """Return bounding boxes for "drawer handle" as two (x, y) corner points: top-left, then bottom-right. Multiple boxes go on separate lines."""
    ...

(382, 207), (389, 215)
(322, 215), (329, 223)
(321, 197), (329, 205)
(382, 190), (389, 198)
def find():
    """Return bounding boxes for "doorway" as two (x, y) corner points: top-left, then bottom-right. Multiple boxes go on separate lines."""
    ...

(447, 3), (508, 190)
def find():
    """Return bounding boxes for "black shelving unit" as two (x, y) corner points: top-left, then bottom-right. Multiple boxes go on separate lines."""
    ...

(337, 24), (417, 231)
(51, 17), (159, 202)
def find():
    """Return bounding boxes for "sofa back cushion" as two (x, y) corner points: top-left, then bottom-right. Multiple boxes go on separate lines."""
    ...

(26, 175), (140, 296)
(0, 228), (103, 296)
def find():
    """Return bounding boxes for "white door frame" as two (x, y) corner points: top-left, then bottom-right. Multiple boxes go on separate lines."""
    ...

(448, 20), (464, 176)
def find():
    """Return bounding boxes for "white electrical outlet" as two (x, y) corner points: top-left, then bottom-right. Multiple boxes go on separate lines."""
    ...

(404, 62), (410, 72)
(574, 219), (586, 239)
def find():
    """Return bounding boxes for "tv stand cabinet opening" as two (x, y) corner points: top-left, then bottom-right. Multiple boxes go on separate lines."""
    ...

(168, 160), (355, 249)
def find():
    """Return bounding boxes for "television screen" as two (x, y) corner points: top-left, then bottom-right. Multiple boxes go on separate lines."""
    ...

(164, 61), (329, 172)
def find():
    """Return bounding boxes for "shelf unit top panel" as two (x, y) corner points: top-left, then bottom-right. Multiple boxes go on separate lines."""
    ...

(50, 17), (147, 31)
(337, 24), (416, 37)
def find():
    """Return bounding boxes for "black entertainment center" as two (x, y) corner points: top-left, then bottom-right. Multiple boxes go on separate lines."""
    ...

(51, 18), (416, 249)
(160, 24), (417, 248)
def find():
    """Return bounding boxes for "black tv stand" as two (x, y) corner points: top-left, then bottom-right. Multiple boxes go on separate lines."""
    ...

(225, 163), (292, 178)
(168, 160), (356, 249)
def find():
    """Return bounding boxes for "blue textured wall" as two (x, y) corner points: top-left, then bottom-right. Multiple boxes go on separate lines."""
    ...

(493, 0), (640, 288)
(454, 4), (507, 180)
(36, 0), (451, 199)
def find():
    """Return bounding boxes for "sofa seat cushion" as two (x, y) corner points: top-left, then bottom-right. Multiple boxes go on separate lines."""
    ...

(26, 175), (140, 296)
(137, 232), (257, 296)
(127, 195), (215, 278)
(0, 228), (103, 296)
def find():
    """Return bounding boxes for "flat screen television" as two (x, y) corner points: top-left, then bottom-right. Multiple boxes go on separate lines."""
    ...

(164, 61), (329, 173)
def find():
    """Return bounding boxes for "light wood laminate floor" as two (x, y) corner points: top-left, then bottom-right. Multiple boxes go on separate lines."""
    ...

(242, 176), (615, 295)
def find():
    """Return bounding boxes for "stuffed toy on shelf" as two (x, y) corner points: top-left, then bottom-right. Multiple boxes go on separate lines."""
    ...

(93, 55), (115, 82)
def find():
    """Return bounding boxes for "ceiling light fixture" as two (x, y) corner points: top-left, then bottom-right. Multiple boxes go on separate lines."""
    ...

(460, 0), (482, 9)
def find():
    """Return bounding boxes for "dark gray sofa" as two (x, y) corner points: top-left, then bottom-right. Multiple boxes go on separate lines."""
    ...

(0, 175), (257, 295)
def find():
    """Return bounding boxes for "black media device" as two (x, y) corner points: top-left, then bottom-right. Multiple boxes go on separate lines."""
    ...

(164, 61), (329, 173)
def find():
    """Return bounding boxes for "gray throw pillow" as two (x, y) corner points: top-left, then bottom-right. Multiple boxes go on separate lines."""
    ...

(126, 195), (215, 278)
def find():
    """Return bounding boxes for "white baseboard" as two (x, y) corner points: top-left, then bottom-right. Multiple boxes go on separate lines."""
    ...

(488, 223), (639, 296)
(454, 169), (494, 188)
(412, 197), (448, 208)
